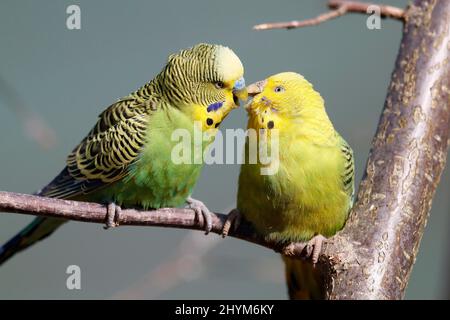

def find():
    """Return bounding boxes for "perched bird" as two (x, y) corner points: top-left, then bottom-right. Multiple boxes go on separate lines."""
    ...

(223, 72), (354, 299)
(0, 43), (246, 265)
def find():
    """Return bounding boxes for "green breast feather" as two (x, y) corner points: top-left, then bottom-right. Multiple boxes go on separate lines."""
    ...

(104, 106), (206, 209)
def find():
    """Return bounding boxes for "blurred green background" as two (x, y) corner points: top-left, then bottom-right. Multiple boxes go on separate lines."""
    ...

(0, 0), (448, 299)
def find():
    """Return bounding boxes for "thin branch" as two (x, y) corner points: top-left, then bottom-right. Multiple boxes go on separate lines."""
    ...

(0, 191), (306, 256)
(253, 0), (404, 31)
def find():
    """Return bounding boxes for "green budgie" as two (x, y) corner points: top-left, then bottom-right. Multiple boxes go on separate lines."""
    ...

(0, 43), (246, 265)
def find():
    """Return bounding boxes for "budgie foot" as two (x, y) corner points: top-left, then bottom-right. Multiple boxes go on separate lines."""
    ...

(103, 202), (122, 229)
(282, 234), (327, 265)
(221, 208), (242, 237)
(186, 197), (213, 235)
(305, 234), (327, 265)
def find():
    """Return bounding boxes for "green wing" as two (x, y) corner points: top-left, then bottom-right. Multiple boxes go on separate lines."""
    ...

(39, 93), (157, 199)
(339, 137), (355, 204)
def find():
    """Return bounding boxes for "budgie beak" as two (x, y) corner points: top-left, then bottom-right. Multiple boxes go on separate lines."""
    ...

(245, 79), (268, 112)
(232, 77), (248, 105)
(247, 80), (267, 97)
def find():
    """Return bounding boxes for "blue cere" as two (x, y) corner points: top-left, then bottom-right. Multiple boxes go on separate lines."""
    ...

(207, 101), (223, 112)
(233, 77), (245, 90)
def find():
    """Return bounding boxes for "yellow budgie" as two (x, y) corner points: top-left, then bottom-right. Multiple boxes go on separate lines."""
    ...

(223, 72), (354, 299)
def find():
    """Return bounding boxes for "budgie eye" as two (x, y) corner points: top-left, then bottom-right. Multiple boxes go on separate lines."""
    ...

(214, 81), (225, 89)
(274, 86), (285, 93)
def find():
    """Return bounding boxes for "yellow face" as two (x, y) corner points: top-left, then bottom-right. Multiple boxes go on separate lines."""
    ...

(245, 72), (324, 133)
(189, 45), (247, 131)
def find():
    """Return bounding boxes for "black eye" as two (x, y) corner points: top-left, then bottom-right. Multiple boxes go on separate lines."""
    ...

(274, 86), (285, 93)
(214, 81), (225, 89)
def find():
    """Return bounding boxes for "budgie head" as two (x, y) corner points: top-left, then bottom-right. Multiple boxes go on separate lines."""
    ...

(159, 43), (246, 130)
(245, 72), (329, 134)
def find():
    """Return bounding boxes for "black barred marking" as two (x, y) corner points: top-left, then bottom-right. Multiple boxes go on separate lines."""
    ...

(344, 176), (353, 187)
(61, 92), (153, 198)
(340, 139), (355, 199)
(344, 170), (354, 180)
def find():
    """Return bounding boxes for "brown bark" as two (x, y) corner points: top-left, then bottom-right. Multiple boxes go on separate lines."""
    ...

(319, 0), (450, 299)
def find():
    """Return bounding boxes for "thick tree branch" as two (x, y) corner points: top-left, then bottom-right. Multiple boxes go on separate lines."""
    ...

(317, 0), (450, 299)
(253, 0), (404, 31)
